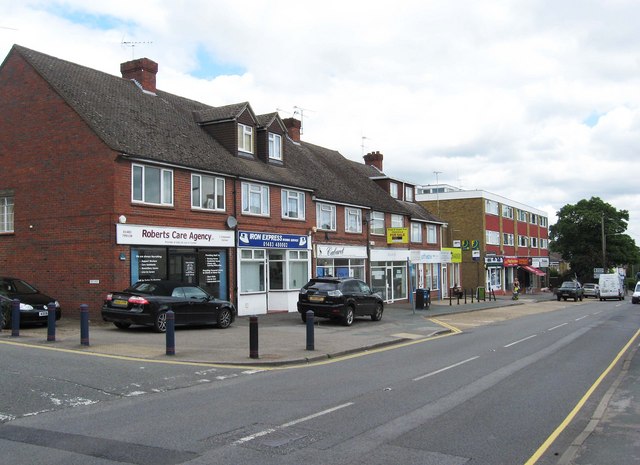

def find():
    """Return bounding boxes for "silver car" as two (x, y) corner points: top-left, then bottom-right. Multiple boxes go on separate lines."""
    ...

(583, 283), (600, 299)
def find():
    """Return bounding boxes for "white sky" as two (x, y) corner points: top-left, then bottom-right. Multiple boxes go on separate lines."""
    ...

(2, 0), (640, 243)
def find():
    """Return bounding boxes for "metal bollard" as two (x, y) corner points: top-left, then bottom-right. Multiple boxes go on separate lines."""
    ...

(166, 310), (175, 355)
(47, 302), (56, 342)
(249, 316), (259, 359)
(80, 304), (90, 346)
(11, 298), (20, 337)
(306, 310), (314, 351)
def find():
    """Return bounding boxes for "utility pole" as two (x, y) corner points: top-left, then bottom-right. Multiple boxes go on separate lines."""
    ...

(602, 213), (606, 272)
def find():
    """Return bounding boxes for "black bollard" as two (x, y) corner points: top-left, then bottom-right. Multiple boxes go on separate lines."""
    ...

(166, 310), (175, 355)
(80, 304), (90, 346)
(11, 298), (20, 337)
(47, 302), (56, 342)
(249, 316), (259, 359)
(306, 310), (314, 351)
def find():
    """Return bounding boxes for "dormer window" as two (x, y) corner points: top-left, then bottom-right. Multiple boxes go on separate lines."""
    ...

(238, 123), (254, 154)
(405, 186), (414, 201)
(269, 133), (282, 161)
(390, 182), (398, 198)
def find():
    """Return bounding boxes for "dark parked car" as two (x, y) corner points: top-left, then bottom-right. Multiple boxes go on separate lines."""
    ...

(297, 277), (383, 326)
(582, 283), (600, 299)
(0, 277), (61, 328)
(102, 281), (236, 332)
(556, 281), (584, 302)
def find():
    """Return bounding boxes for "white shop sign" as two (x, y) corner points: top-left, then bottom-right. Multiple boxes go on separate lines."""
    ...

(316, 244), (367, 259)
(116, 224), (235, 247)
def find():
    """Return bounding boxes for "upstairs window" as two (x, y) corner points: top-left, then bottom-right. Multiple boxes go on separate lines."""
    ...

(391, 214), (403, 228)
(390, 182), (399, 198)
(281, 190), (305, 220)
(540, 217), (548, 227)
(370, 211), (385, 235)
(530, 214), (538, 225)
(132, 164), (173, 206)
(269, 133), (282, 160)
(502, 205), (513, 219)
(427, 224), (437, 244)
(238, 123), (254, 154)
(345, 207), (362, 233)
(502, 232), (514, 246)
(530, 236), (538, 248)
(485, 199), (499, 215)
(411, 222), (422, 242)
(241, 182), (269, 216)
(405, 186), (414, 202)
(0, 194), (14, 233)
(192, 174), (225, 210)
(317, 203), (336, 231)
(486, 230), (500, 245)
(540, 238), (549, 249)
(518, 235), (528, 247)
(517, 209), (527, 222)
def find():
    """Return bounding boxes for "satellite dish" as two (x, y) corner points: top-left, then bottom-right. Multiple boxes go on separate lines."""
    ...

(226, 216), (238, 229)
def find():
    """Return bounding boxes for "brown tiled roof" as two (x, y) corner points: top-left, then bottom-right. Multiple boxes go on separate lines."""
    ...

(7, 45), (419, 216)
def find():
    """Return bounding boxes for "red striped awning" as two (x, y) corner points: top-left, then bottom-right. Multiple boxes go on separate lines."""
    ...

(522, 265), (546, 276)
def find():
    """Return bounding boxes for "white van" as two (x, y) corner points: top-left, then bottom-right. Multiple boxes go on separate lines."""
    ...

(598, 273), (624, 301)
(632, 282), (640, 304)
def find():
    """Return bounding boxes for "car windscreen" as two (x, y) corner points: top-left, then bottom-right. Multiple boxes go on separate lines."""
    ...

(12, 279), (39, 294)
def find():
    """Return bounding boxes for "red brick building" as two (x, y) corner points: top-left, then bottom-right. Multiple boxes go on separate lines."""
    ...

(0, 45), (445, 318)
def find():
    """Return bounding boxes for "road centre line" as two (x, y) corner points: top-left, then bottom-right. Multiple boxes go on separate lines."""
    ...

(575, 315), (588, 321)
(413, 356), (479, 381)
(548, 323), (569, 331)
(504, 334), (537, 348)
(233, 402), (354, 445)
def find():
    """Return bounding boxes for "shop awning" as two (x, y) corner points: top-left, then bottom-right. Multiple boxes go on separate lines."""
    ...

(522, 265), (546, 276)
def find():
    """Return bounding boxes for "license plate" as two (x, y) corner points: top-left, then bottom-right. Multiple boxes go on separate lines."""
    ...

(113, 299), (129, 307)
(38, 311), (48, 317)
(309, 295), (324, 302)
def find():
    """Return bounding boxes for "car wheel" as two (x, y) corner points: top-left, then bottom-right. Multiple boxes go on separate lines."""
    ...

(371, 303), (383, 321)
(114, 322), (131, 329)
(579, 295), (583, 301)
(342, 307), (354, 326)
(563, 297), (567, 301)
(153, 311), (168, 333)
(574, 296), (578, 302)
(557, 295), (561, 301)
(217, 308), (232, 329)
(300, 312), (307, 323)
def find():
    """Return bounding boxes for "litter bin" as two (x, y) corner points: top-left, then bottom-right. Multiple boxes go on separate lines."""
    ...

(477, 286), (486, 301)
(415, 288), (430, 309)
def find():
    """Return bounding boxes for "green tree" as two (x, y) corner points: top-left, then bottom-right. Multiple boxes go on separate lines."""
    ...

(549, 197), (640, 282)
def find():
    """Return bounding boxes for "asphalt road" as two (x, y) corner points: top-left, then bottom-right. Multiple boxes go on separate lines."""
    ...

(1, 298), (637, 464)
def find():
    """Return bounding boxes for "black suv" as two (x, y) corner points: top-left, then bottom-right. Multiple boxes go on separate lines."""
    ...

(297, 277), (384, 326)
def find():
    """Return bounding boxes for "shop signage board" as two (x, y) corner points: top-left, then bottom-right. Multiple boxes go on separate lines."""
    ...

(316, 245), (367, 258)
(238, 231), (309, 249)
(117, 224), (235, 247)
(386, 227), (409, 244)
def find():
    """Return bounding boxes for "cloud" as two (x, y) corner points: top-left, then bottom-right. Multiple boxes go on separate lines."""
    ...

(2, 0), (640, 245)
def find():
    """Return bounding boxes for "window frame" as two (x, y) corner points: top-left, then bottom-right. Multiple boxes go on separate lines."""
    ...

(391, 214), (403, 228)
(405, 186), (414, 202)
(426, 224), (437, 244)
(132, 163), (173, 206)
(370, 211), (385, 236)
(485, 199), (499, 215)
(281, 189), (305, 220)
(0, 195), (14, 233)
(389, 182), (399, 199)
(238, 123), (254, 154)
(502, 205), (513, 219)
(518, 235), (529, 247)
(191, 173), (225, 211)
(502, 232), (514, 246)
(486, 230), (500, 245)
(241, 182), (270, 216)
(317, 203), (337, 231)
(410, 222), (422, 243)
(268, 132), (282, 161)
(345, 207), (362, 234)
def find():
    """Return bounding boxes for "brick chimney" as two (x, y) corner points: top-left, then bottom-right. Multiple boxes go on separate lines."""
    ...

(363, 151), (384, 171)
(120, 58), (158, 93)
(283, 117), (301, 142)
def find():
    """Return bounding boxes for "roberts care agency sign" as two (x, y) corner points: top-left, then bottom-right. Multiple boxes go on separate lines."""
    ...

(117, 224), (235, 247)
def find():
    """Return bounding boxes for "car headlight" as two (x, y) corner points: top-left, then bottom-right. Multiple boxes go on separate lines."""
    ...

(54, 300), (60, 308)
(20, 303), (34, 311)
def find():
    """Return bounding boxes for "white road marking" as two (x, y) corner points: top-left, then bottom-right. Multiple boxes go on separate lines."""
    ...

(575, 315), (588, 321)
(548, 323), (568, 331)
(413, 356), (480, 381)
(233, 402), (354, 445)
(504, 334), (537, 348)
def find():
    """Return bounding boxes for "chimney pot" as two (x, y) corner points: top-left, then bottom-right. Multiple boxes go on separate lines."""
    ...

(363, 151), (384, 171)
(283, 117), (301, 142)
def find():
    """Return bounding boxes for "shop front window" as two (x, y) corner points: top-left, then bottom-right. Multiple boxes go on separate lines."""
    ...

(268, 250), (285, 290)
(288, 250), (309, 290)
(241, 249), (265, 293)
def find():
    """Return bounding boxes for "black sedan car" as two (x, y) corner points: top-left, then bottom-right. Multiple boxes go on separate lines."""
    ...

(102, 281), (236, 332)
(297, 277), (383, 326)
(0, 277), (61, 328)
